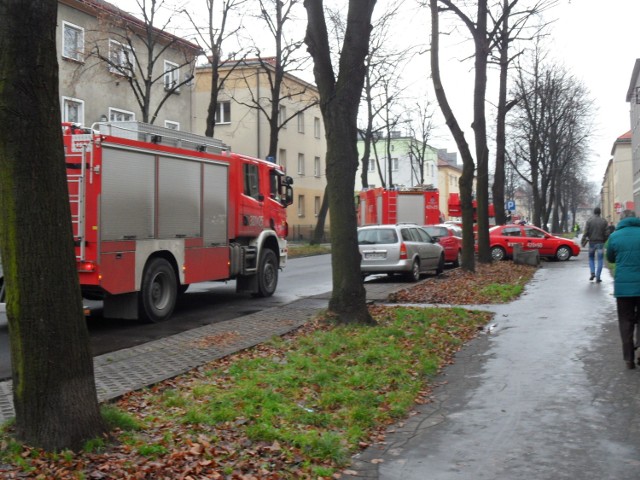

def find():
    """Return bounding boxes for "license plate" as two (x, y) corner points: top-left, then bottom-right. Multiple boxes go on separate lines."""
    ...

(364, 252), (386, 260)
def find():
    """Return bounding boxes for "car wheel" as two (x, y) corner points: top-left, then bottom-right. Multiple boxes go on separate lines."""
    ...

(491, 246), (506, 261)
(406, 259), (421, 282)
(139, 257), (177, 323)
(453, 250), (461, 268)
(436, 253), (445, 275)
(255, 249), (279, 297)
(556, 245), (572, 261)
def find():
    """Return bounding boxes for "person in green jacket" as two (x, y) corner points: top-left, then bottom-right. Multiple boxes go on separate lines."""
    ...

(606, 209), (640, 369)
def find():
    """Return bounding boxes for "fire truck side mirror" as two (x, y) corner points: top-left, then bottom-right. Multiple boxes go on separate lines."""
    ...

(282, 186), (294, 207)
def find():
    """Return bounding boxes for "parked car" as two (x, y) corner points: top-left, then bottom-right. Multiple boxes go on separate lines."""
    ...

(484, 224), (580, 261)
(358, 224), (445, 282)
(422, 224), (462, 267)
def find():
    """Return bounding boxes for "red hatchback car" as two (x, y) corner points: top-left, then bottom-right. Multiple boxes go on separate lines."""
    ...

(486, 224), (580, 261)
(422, 224), (463, 267)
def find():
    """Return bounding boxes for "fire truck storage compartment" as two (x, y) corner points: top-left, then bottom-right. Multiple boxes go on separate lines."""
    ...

(101, 145), (229, 245)
(396, 194), (425, 224)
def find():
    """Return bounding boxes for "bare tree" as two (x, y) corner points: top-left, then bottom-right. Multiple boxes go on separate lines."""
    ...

(430, 0), (478, 271)
(0, 0), (105, 450)
(508, 46), (594, 229)
(304, 0), (376, 325)
(184, 0), (248, 137)
(490, 0), (556, 225)
(89, 0), (200, 124)
(407, 100), (437, 186)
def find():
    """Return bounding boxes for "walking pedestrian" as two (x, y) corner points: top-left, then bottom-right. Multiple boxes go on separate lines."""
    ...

(606, 209), (640, 369)
(583, 207), (608, 282)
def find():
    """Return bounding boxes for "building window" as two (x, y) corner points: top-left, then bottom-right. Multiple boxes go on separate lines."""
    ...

(368, 160), (376, 172)
(278, 148), (287, 171)
(164, 120), (180, 130)
(314, 117), (321, 138)
(314, 196), (321, 216)
(297, 153), (305, 175)
(279, 105), (287, 128)
(109, 107), (135, 122)
(62, 97), (84, 124)
(62, 22), (84, 62)
(391, 158), (399, 172)
(297, 112), (305, 133)
(314, 156), (321, 177)
(215, 101), (231, 124)
(164, 60), (180, 92)
(109, 39), (133, 76)
(297, 195), (305, 217)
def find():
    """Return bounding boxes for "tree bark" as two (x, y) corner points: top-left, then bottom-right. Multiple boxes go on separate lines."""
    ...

(430, 0), (475, 272)
(0, 0), (105, 450)
(304, 0), (375, 325)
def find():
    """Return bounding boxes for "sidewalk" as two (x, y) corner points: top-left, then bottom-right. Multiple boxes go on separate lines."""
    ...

(0, 280), (408, 424)
(346, 253), (640, 480)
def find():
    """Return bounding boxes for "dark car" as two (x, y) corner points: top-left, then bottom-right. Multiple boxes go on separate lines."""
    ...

(422, 224), (462, 267)
(485, 224), (581, 261)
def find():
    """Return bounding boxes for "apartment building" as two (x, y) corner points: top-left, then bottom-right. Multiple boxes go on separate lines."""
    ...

(193, 59), (328, 240)
(601, 131), (633, 223)
(356, 133), (439, 191)
(437, 154), (462, 221)
(57, 0), (200, 129)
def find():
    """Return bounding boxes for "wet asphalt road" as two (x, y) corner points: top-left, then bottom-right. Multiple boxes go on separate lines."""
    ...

(348, 249), (640, 479)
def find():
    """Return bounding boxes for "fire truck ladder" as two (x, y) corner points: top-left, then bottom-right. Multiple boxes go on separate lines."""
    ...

(387, 193), (397, 223)
(67, 145), (88, 261)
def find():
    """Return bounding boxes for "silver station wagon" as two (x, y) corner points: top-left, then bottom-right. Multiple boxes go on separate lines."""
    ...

(358, 224), (445, 282)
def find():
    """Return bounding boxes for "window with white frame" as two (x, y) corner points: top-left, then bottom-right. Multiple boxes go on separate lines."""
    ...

(278, 148), (287, 171)
(368, 160), (376, 172)
(314, 196), (321, 216)
(297, 195), (305, 217)
(164, 120), (180, 130)
(314, 117), (321, 138)
(164, 60), (180, 91)
(109, 39), (133, 76)
(62, 97), (84, 124)
(279, 105), (287, 128)
(109, 107), (135, 122)
(314, 156), (321, 177)
(297, 153), (305, 175)
(391, 158), (399, 172)
(62, 22), (84, 62)
(297, 112), (305, 133)
(215, 101), (231, 124)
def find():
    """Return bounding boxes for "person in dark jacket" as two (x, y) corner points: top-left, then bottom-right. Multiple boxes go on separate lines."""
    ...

(583, 207), (608, 282)
(606, 209), (640, 369)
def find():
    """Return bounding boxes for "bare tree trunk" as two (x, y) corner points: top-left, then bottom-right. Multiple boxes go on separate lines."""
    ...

(304, 0), (375, 325)
(430, 0), (475, 272)
(0, 0), (105, 451)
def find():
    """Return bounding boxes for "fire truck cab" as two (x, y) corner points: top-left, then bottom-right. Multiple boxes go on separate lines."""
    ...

(64, 121), (293, 322)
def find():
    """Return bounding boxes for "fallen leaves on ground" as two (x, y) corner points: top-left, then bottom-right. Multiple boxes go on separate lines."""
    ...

(389, 261), (538, 305)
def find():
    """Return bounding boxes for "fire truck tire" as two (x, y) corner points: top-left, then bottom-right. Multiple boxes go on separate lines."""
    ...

(139, 257), (177, 322)
(255, 249), (278, 297)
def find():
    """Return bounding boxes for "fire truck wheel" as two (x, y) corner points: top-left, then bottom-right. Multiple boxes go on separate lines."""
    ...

(255, 249), (278, 297)
(139, 257), (177, 322)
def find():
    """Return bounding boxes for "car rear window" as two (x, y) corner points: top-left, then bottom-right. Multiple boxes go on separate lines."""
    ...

(425, 226), (447, 237)
(358, 228), (398, 245)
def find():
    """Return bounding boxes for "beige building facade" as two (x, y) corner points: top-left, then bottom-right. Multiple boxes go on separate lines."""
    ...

(57, 0), (200, 130)
(193, 60), (328, 240)
(601, 131), (633, 223)
(437, 156), (462, 220)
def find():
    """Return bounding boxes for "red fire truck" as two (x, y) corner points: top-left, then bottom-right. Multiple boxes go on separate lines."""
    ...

(357, 186), (442, 226)
(447, 193), (496, 223)
(63, 121), (293, 322)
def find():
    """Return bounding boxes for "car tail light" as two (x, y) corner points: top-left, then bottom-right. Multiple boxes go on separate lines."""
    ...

(399, 242), (408, 259)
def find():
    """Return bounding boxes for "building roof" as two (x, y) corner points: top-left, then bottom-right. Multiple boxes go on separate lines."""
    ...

(611, 130), (632, 155)
(60, 0), (202, 53)
(626, 59), (640, 102)
(437, 157), (462, 171)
